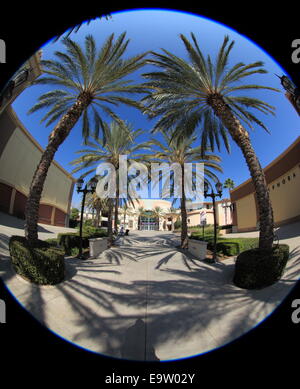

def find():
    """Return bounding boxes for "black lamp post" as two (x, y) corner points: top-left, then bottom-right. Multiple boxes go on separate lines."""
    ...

(76, 177), (97, 259)
(204, 181), (223, 263)
(277, 74), (300, 116)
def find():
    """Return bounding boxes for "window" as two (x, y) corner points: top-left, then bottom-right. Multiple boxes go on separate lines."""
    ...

(272, 185), (275, 190)
(277, 183), (280, 187)
(288, 176), (291, 181)
(293, 173), (296, 177)
(282, 179), (286, 184)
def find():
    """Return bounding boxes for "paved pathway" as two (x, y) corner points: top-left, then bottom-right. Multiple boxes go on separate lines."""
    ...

(0, 224), (300, 361)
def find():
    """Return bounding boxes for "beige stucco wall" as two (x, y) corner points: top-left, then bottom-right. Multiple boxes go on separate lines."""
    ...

(187, 212), (201, 226)
(235, 194), (257, 230)
(0, 125), (73, 213)
(233, 165), (300, 230)
(187, 210), (215, 226)
(269, 166), (300, 224)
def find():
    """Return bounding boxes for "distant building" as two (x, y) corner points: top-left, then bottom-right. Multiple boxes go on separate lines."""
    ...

(230, 136), (300, 232)
(0, 51), (76, 227)
(85, 198), (232, 231)
(186, 199), (232, 228)
(117, 199), (180, 231)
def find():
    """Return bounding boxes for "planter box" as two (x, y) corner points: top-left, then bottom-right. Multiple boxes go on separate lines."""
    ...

(188, 239), (207, 260)
(89, 237), (108, 258)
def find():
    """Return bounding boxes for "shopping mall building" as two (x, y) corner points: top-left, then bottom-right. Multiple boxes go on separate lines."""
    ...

(230, 136), (300, 232)
(86, 198), (233, 231)
(0, 51), (76, 227)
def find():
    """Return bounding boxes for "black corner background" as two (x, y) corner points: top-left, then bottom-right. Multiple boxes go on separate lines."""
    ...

(0, 2), (299, 383)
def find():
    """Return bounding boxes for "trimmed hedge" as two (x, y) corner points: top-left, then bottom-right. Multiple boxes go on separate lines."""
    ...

(191, 234), (259, 256)
(45, 238), (59, 247)
(233, 244), (290, 289)
(209, 238), (258, 256)
(9, 236), (65, 285)
(57, 229), (108, 255)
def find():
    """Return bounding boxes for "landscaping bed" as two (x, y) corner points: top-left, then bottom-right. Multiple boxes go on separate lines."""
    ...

(46, 227), (108, 256)
(190, 230), (259, 257)
(9, 235), (65, 285)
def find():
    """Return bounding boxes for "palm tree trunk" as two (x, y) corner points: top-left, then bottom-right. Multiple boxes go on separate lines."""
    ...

(208, 94), (274, 249)
(95, 208), (101, 227)
(181, 165), (188, 248)
(114, 173), (119, 231)
(25, 92), (92, 244)
(107, 198), (114, 246)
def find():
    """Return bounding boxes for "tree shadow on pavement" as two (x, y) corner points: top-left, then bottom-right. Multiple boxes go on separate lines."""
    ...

(1, 232), (300, 361)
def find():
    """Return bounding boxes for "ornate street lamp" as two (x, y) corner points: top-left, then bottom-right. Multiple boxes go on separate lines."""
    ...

(76, 177), (97, 259)
(204, 181), (223, 263)
(277, 74), (300, 116)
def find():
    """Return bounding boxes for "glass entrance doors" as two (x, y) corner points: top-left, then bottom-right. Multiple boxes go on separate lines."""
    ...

(140, 216), (158, 230)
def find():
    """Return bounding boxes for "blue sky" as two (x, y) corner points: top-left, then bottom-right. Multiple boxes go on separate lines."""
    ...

(12, 9), (300, 208)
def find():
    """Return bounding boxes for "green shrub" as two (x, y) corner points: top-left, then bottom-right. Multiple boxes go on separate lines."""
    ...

(83, 219), (94, 227)
(9, 236), (65, 285)
(57, 233), (86, 255)
(213, 238), (258, 256)
(174, 220), (182, 229)
(233, 244), (290, 289)
(45, 238), (59, 247)
(82, 225), (108, 237)
(190, 234), (259, 256)
(58, 229), (108, 255)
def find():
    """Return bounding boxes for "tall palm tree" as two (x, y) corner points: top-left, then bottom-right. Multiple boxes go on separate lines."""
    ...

(25, 32), (148, 243)
(120, 202), (129, 226)
(224, 178), (235, 190)
(142, 33), (279, 250)
(70, 120), (150, 243)
(148, 131), (222, 248)
(137, 206), (146, 230)
(85, 192), (108, 227)
(152, 206), (164, 230)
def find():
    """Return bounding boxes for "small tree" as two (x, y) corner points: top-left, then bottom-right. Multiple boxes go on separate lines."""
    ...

(69, 207), (79, 227)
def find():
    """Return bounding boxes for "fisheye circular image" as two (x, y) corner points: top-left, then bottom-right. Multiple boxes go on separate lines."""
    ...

(0, 9), (299, 361)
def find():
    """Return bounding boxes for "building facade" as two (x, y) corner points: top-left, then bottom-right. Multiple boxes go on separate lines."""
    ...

(0, 107), (76, 227)
(230, 136), (300, 232)
(0, 51), (76, 227)
(186, 199), (232, 228)
(84, 198), (232, 231)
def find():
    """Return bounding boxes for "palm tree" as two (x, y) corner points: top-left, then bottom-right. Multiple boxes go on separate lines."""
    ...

(85, 192), (108, 227)
(152, 206), (164, 230)
(137, 206), (146, 230)
(142, 33), (279, 250)
(70, 120), (150, 243)
(148, 131), (222, 248)
(120, 202), (129, 226)
(223, 178), (235, 191)
(25, 32), (148, 243)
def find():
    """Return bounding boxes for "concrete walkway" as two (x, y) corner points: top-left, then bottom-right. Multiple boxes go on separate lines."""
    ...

(0, 225), (300, 361)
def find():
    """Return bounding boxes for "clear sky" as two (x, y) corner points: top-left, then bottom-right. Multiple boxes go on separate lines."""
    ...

(12, 9), (300, 208)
